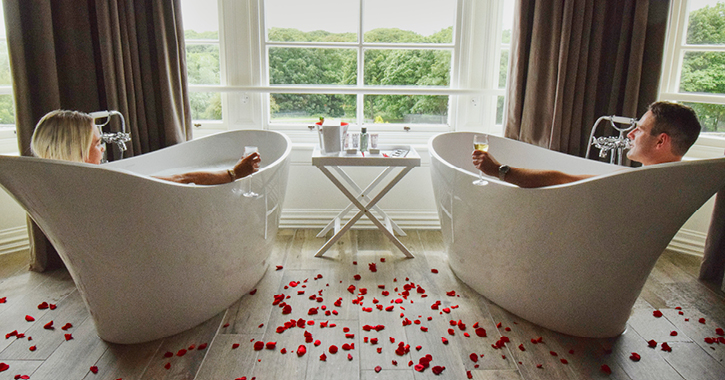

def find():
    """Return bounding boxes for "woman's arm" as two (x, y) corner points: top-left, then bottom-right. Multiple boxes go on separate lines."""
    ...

(155, 152), (261, 185)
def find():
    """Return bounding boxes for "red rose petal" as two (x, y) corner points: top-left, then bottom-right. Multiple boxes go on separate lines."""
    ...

(164, 351), (173, 358)
(475, 328), (487, 337)
(0, 362), (8, 372)
(661, 342), (672, 352)
(431, 269), (439, 273)
(281, 348), (287, 354)
(536, 364), (543, 369)
(374, 365), (382, 373)
(249, 289), (257, 295)
(469, 353), (478, 362)
(550, 351), (557, 356)
(297, 345), (307, 357)
(648, 339), (657, 348)
(232, 343), (240, 349)
(670, 331), (678, 336)
(61, 323), (73, 331)
(198, 343), (208, 350)
(253, 341), (264, 351)
(329, 345), (338, 354)
(441, 337), (449, 345)
(432, 365), (445, 375)
(699, 318), (706, 324)
(653, 310), (663, 318)
(0, 297), (6, 303)
(43, 321), (54, 330)
(560, 359), (568, 364)
(90, 366), (99, 374)
(49, 304), (57, 310)
(37, 302), (49, 310)
(601, 364), (612, 374)
(629, 352), (641, 361)
(716, 328), (725, 336)
(64, 333), (73, 341)
(347, 353), (353, 360)
(518, 344), (526, 351)
(25, 315), (34, 322)
(276, 265), (283, 270)
(414, 364), (425, 372)
(177, 349), (187, 356)
(320, 353), (327, 361)
(164, 363), (171, 370)
(29, 345), (36, 352)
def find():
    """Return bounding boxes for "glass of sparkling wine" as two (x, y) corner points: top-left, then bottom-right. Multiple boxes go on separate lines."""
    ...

(243, 146), (259, 197)
(473, 135), (489, 186)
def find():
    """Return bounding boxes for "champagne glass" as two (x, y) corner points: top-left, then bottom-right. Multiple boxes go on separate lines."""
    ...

(243, 146), (259, 197)
(472, 135), (489, 186)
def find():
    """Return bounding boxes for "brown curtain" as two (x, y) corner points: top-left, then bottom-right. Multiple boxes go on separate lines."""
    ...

(505, 0), (669, 156)
(3, 0), (192, 271)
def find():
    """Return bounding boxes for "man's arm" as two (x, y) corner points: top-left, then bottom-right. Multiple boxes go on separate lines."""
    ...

(472, 150), (593, 188)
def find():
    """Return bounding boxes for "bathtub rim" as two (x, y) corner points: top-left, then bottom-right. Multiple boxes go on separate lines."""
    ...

(0, 129), (293, 188)
(428, 131), (642, 189)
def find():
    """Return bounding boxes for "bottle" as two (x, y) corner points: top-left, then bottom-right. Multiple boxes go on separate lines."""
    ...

(360, 127), (368, 152)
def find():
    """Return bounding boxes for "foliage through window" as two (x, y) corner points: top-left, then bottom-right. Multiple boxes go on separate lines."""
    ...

(662, 0), (725, 134)
(265, 0), (457, 127)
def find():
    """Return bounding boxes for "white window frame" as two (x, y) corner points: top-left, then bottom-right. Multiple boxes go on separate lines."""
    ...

(194, 0), (509, 144)
(660, 0), (725, 156)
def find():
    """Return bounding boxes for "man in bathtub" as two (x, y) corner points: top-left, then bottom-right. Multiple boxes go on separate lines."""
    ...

(472, 101), (701, 188)
(30, 109), (261, 184)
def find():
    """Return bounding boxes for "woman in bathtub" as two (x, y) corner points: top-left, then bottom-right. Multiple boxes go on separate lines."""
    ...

(30, 110), (260, 184)
(472, 101), (701, 188)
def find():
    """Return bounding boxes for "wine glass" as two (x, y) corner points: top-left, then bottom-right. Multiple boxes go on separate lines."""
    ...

(472, 135), (489, 186)
(243, 146), (259, 197)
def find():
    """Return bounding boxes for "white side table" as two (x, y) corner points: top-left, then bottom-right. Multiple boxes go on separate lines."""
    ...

(312, 146), (421, 258)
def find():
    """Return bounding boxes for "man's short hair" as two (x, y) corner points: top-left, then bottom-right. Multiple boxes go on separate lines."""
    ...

(647, 101), (701, 157)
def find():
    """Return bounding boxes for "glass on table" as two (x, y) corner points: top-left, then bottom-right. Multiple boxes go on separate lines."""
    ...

(472, 135), (489, 186)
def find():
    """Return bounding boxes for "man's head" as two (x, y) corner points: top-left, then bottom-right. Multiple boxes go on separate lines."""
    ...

(626, 101), (701, 165)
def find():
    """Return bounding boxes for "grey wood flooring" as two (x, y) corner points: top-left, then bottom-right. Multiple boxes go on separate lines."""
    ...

(1, 229), (724, 380)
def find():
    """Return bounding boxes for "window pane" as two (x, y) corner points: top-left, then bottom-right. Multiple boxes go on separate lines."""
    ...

(270, 94), (356, 123)
(364, 49), (450, 86)
(0, 40), (11, 86)
(189, 92), (222, 120)
(180, 0), (218, 38)
(363, 0), (455, 43)
(186, 44), (221, 85)
(266, 0), (358, 42)
(684, 102), (725, 133)
(496, 96), (505, 125)
(679, 51), (725, 94)
(269, 47), (357, 85)
(686, 1), (725, 45)
(0, 94), (15, 124)
(364, 95), (448, 124)
(498, 49), (509, 89)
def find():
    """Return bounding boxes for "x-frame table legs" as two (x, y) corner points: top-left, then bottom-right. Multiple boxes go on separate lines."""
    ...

(314, 165), (415, 258)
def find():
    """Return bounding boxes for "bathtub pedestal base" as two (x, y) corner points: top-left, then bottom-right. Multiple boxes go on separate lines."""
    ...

(311, 147), (421, 258)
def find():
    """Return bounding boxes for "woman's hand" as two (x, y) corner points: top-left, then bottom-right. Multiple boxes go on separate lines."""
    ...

(472, 150), (501, 177)
(234, 152), (261, 179)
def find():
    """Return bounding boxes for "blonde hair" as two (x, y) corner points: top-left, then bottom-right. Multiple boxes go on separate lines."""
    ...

(30, 110), (96, 163)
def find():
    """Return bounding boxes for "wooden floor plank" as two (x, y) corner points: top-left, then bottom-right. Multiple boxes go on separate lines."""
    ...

(193, 334), (262, 380)
(139, 311), (224, 380)
(28, 313), (109, 380)
(0, 359), (42, 380)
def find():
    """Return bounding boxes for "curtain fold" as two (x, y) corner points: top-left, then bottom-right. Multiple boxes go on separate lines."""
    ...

(505, 0), (669, 156)
(3, 0), (192, 271)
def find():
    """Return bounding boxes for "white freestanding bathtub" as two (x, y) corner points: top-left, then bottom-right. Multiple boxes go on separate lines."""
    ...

(429, 132), (725, 338)
(0, 130), (290, 344)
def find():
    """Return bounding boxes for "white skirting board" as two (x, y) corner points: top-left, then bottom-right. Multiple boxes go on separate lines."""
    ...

(0, 226), (29, 255)
(0, 218), (708, 257)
